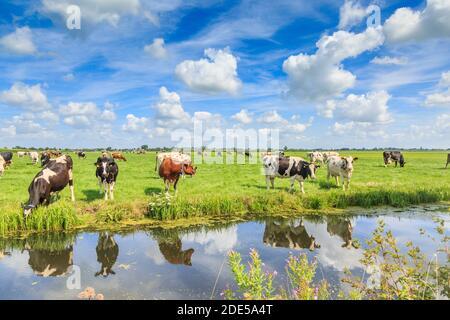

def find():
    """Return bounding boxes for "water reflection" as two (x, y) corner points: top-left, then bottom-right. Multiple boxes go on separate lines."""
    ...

(95, 232), (119, 277)
(263, 219), (321, 251)
(326, 217), (356, 249)
(151, 229), (195, 266)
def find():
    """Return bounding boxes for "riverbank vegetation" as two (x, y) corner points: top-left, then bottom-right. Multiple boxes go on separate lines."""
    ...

(0, 150), (449, 236)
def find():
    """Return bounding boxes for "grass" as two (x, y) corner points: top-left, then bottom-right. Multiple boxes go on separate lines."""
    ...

(0, 150), (449, 236)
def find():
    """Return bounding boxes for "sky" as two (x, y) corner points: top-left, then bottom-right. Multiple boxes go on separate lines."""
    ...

(0, 0), (449, 149)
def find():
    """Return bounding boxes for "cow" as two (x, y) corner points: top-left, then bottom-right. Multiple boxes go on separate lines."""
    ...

(446, 154), (449, 168)
(307, 151), (324, 164)
(95, 232), (118, 277)
(111, 152), (127, 161)
(263, 155), (319, 193)
(0, 151), (13, 162)
(17, 151), (28, 158)
(155, 152), (191, 171)
(158, 237), (194, 266)
(23, 155), (75, 218)
(77, 151), (86, 159)
(27, 244), (73, 277)
(327, 156), (358, 191)
(383, 151), (405, 167)
(29, 151), (39, 165)
(158, 157), (196, 193)
(323, 151), (339, 162)
(95, 156), (119, 200)
(0, 156), (5, 176)
(263, 220), (320, 251)
(326, 217), (356, 249)
(40, 151), (61, 166)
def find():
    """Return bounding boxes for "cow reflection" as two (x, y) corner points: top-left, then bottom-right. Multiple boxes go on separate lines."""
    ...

(27, 245), (73, 277)
(158, 237), (194, 266)
(327, 217), (356, 249)
(95, 232), (119, 277)
(0, 250), (11, 260)
(263, 220), (320, 251)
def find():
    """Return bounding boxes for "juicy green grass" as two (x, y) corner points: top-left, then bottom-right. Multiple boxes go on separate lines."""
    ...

(0, 150), (449, 235)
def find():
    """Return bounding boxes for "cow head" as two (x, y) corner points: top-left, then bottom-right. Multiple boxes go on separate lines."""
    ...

(341, 156), (358, 171)
(95, 157), (115, 177)
(301, 162), (319, 179)
(183, 163), (197, 176)
(22, 203), (35, 219)
(40, 153), (50, 167)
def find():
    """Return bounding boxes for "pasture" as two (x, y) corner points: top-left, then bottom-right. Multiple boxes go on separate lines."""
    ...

(0, 150), (449, 236)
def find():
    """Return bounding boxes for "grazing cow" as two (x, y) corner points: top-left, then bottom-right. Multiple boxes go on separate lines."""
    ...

(29, 151), (39, 165)
(308, 151), (324, 164)
(263, 220), (320, 251)
(327, 156), (358, 191)
(111, 152), (127, 161)
(446, 154), (449, 168)
(40, 151), (61, 166)
(23, 155), (75, 218)
(17, 151), (28, 158)
(263, 155), (319, 193)
(159, 157), (196, 193)
(158, 237), (194, 266)
(77, 151), (86, 159)
(95, 232), (118, 277)
(0, 151), (13, 162)
(383, 151), (405, 167)
(95, 156), (119, 200)
(155, 152), (191, 171)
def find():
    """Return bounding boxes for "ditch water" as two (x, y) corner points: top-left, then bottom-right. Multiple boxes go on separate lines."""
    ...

(0, 207), (448, 299)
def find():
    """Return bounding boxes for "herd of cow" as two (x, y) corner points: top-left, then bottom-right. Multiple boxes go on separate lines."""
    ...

(0, 149), (448, 219)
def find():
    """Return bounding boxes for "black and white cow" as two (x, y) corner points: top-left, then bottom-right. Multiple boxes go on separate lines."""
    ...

(23, 155), (75, 218)
(383, 151), (405, 167)
(77, 151), (86, 159)
(95, 156), (119, 200)
(263, 155), (319, 193)
(0, 151), (13, 162)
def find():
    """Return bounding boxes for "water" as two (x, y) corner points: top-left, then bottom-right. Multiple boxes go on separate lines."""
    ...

(0, 208), (448, 300)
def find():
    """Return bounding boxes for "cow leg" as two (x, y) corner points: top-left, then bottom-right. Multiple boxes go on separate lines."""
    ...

(446, 161), (449, 168)
(335, 176), (339, 187)
(270, 177), (275, 189)
(164, 179), (170, 193)
(68, 169), (75, 202)
(109, 182), (115, 200)
(265, 176), (271, 190)
(98, 177), (103, 194)
(299, 180), (305, 194)
(174, 176), (180, 195)
(394, 161), (398, 167)
(289, 177), (295, 192)
(104, 182), (109, 200)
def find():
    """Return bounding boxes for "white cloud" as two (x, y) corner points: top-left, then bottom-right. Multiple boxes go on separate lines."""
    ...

(384, 0), (450, 43)
(332, 121), (388, 140)
(0, 82), (50, 111)
(371, 56), (408, 65)
(144, 38), (167, 59)
(257, 110), (312, 135)
(59, 101), (99, 117)
(175, 48), (242, 95)
(231, 109), (253, 124)
(153, 86), (191, 128)
(59, 101), (115, 128)
(42, 0), (141, 27)
(63, 73), (75, 81)
(40, 110), (60, 123)
(283, 27), (384, 101)
(0, 27), (36, 55)
(183, 227), (238, 255)
(258, 110), (284, 124)
(0, 125), (16, 137)
(425, 71), (450, 107)
(324, 91), (392, 123)
(338, 0), (366, 30)
(122, 114), (150, 133)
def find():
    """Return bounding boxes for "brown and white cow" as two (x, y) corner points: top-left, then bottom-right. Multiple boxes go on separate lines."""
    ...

(327, 156), (358, 191)
(111, 152), (127, 161)
(23, 155), (75, 218)
(155, 151), (191, 171)
(158, 157), (196, 193)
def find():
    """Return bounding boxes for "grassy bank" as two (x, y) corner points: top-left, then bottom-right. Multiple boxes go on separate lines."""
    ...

(0, 150), (449, 236)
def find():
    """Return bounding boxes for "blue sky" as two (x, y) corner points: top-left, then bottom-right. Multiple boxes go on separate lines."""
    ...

(0, 0), (449, 149)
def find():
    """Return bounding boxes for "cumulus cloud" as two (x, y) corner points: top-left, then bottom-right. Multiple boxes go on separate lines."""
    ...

(338, 0), (366, 30)
(323, 91), (392, 123)
(144, 38), (167, 59)
(153, 86), (191, 134)
(175, 48), (242, 95)
(0, 82), (50, 111)
(257, 110), (313, 135)
(2, 114), (53, 137)
(332, 121), (388, 140)
(371, 56), (408, 65)
(283, 27), (384, 101)
(384, 0), (450, 43)
(42, 0), (140, 27)
(183, 227), (238, 255)
(425, 71), (450, 107)
(122, 114), (150, 133)
(231, 109), (253, 124)
(258, 110), (285, 124)
(0, 27), (36, 55)
(59, 101), (115, 128)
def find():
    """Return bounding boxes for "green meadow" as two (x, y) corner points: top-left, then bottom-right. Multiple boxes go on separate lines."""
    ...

(0, 150), (449, 236)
